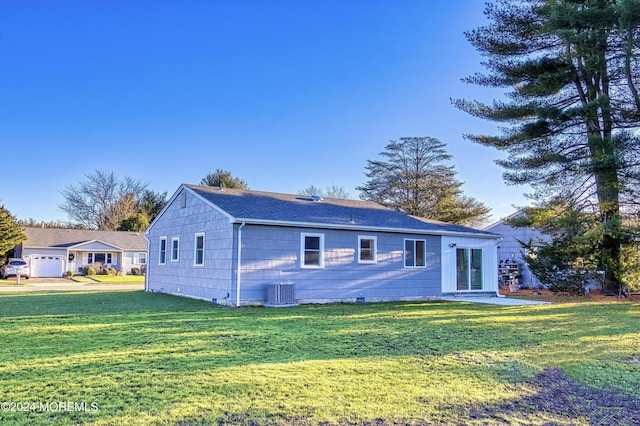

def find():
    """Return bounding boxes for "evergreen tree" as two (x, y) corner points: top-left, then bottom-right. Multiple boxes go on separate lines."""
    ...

(455, 0), (640, 294)
(200, 169), (249, 189)
(357, 137), (491, 226)
(137, 189), (167, 223)
(515, 203), (602, 294)
(118, 213), (150, 232)
(0, 205), (26, 257)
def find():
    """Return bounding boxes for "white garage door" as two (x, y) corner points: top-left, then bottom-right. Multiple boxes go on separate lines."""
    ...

(31, 255), (64, 278)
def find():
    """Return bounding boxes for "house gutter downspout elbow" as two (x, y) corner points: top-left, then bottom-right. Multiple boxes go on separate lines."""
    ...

(236, 221), (246, 307)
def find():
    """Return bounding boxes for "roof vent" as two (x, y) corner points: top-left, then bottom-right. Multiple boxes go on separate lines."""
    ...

(310, 195), (323, 202)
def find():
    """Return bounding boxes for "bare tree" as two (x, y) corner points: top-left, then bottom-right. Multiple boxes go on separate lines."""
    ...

(298, 183), (351, 199)
(59, 170), (148, 230)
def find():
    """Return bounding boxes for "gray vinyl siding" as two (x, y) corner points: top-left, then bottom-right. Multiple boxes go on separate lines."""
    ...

(146, 185), (497, 306)
(486, 220), (549, 288)
(147, 189), (234, 302)
(237, 225), (441, 304)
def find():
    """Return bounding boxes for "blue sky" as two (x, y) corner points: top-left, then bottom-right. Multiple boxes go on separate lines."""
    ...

(1, 1), (526, 225)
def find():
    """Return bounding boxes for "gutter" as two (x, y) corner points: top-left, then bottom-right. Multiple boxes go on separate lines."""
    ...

(235, 221), (246, 307)
(230, 218), (500, 240)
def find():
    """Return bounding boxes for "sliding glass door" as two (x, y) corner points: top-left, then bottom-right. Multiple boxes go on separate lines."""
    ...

(456, 248), (483, 290)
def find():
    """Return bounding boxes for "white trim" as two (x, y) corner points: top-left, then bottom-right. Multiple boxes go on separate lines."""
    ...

(170, 237), (180, 262)
(194, 232), (205, 266)
(67, 239), (125, 251)
(86, 252), (113, 265)
(236, 222), (246, 307)
(159, 236), (167, 265)
(357, 235), (377, 264)
(143, 234), (149, 292)
(145, 184), (235, 234)
(455, 247), (484, 291)
(300, 232), (324, 269)
(404, 238), (427, 268)
(134, 252), (147, 265)
(441, 236), (498, 294)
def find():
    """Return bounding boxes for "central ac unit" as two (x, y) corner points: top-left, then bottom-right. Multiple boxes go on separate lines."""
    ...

(266, 282), (296, 305)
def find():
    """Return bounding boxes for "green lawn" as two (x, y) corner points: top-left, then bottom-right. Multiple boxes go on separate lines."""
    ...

(78, 275), (145, 284)
(0, 292), (638, 425)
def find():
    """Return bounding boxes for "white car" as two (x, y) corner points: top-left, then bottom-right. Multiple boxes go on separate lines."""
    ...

(1, 258), (30, 279)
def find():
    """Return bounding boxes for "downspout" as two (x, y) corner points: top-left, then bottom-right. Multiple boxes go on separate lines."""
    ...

(236, 222), (246, 307)
(143, 233), (150, 292)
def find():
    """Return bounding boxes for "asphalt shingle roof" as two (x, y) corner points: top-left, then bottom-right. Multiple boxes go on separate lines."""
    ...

(23, 228), (147, 250)
(185, 184), (497, 237)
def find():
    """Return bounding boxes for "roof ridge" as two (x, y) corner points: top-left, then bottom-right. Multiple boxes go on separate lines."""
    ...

(185, 183), (387, 208)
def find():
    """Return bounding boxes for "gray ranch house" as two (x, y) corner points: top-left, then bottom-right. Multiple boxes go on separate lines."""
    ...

(145, 184), (501, 306)
(15, 228), (148, 277)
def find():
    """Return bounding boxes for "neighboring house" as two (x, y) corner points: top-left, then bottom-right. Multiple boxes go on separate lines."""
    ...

(483, 210), (550, 288)
(145, 184), (501, 306)
(14, 228), (148, 277)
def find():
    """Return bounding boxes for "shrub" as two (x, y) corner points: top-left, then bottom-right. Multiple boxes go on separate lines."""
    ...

(83, 266), (96, 276)
(522, 238), (598, 295)
(131, 267), (140, 276)
(620, 245), (640, 293)
(102, 267), (116, 276)
(64, 270), (74, 278)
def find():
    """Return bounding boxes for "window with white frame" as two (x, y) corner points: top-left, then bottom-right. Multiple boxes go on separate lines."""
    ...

(301, 233), (324, 268)
(171, 237), (180, 262)
(404, 239), (426, 268)
(180, 192), (187, 208)
(159, 237), (167, 265)
(358, 236), (377, 263)
(194, 233), (205, 266)
(134, 252), (147, 265)
(86, 252), (112, 264)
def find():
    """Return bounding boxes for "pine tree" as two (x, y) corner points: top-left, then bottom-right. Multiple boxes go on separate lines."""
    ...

(357, 137), (491, 226)
(0, 205), (26, 257)
(455, 0), (640, 294)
